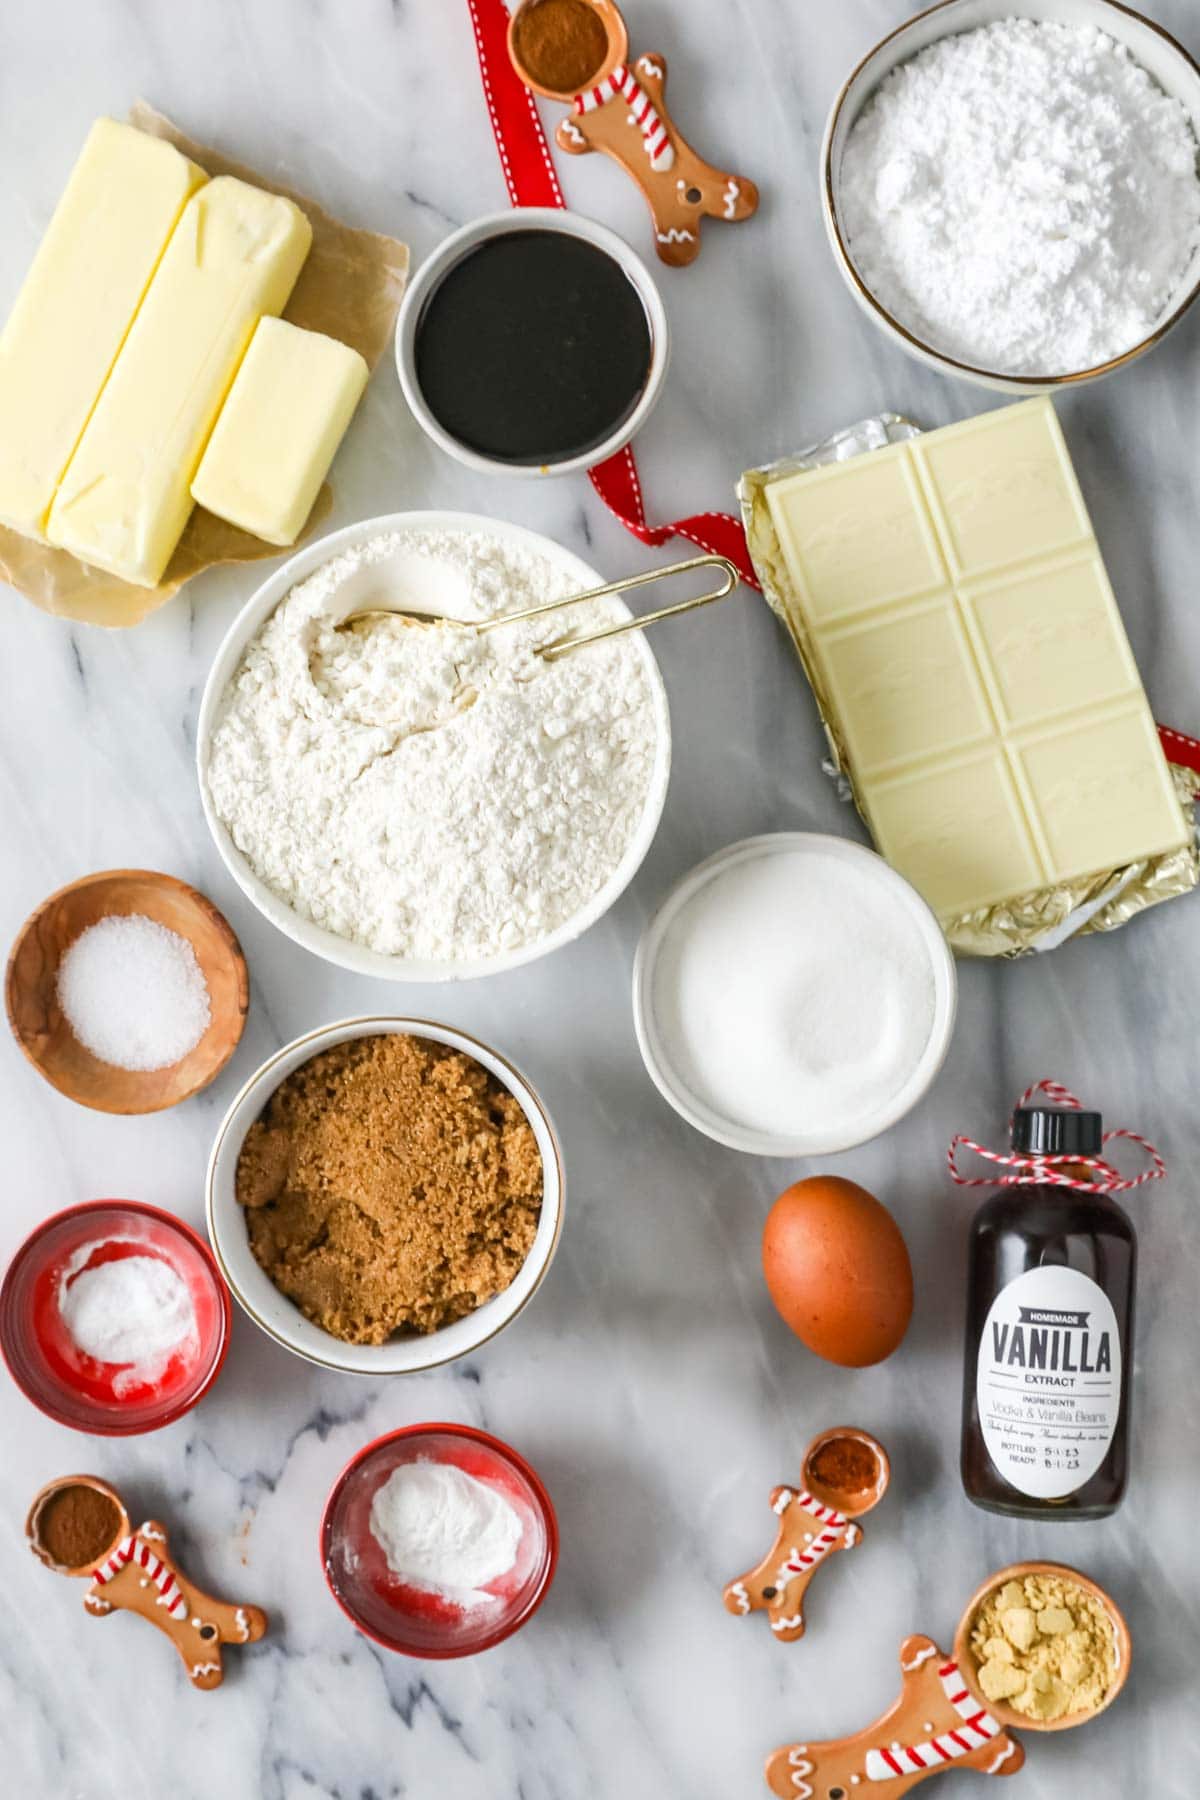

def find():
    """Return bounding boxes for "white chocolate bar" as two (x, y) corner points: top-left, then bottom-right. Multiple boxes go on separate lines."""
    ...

(764, 400), (1189, 918)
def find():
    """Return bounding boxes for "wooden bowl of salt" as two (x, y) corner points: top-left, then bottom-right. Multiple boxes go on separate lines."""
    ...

(5, 869), (248, 1114)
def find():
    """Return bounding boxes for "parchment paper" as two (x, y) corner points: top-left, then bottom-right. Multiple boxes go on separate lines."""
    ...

(0, 102), (410, 628)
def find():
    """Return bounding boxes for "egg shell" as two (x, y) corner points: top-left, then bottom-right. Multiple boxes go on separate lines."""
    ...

(762, 1176), (913, 1367)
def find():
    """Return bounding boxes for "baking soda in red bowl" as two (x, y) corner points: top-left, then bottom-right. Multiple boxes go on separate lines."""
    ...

(322, 1424), (558, 1657)
(0, 1200), (230, 1433)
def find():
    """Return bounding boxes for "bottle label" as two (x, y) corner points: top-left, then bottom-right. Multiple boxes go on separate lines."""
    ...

(976, 1265), (1121, 1499)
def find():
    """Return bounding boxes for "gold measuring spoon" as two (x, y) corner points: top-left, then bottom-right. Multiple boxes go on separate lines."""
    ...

(338, 552), (741, 662)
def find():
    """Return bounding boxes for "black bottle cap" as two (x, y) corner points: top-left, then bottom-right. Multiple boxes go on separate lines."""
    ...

(1012, 1106), (1102, 1156)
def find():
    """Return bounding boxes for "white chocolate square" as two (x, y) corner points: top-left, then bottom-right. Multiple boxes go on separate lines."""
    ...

(912, 400), (1091, 579)
(865, 750), (1045, 916)
(961, 552), (1139, 729)
(819, 598), (993, 774)
(1012, 705), (1188, 883)
(766, 445), (945, 624)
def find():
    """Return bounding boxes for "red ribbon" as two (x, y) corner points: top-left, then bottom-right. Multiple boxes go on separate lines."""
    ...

(947, 1079), (1165, 1194)
(466, 0), (565, 210)
(464, 0), (1200, 779)
(464, 0), (760, 587)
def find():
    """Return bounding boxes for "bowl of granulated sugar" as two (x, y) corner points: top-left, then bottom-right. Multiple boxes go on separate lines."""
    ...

(633, 834), (957, 1156)
(5, 869), (249, 1114)
(823, 0), (1200, 390)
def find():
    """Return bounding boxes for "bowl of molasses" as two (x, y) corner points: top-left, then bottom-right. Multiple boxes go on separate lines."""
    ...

(395, 207), (669, 477)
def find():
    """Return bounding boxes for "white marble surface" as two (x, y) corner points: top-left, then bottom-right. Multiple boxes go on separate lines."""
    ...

(1, 2), (1198, 1796)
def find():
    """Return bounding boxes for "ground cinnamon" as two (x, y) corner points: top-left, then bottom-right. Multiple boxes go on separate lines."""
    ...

(511, 0), (610, 93)
(808, 1436), (879, 1497)
(35, 1483), (122, 1568)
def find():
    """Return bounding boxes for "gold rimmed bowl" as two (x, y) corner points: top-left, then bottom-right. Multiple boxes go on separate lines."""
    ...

(822, 0), (1200, 393)
(205, 1016), (564, 1377)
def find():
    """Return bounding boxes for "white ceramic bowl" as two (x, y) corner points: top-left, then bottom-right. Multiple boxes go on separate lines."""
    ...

(206, 1016), (564, 1375)
(395, 208), (670, 477)
(632, 833), (958, 1157)
(822, 0), (1200, 392)
(196, 511), (671, 981)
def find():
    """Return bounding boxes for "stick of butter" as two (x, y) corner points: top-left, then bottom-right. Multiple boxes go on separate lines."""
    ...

(0, 119), (207, 541)
(47, 176), (312, 587)
(761, 400), (1190, 919)
(191, 318), (367, 546)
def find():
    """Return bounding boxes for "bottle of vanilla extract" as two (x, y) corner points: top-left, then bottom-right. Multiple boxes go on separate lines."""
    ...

(960, 1103), (1141, 1521)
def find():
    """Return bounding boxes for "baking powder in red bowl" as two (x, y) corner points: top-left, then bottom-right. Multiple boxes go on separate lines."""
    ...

(0, 1200), (230, 1434)
(322, 1423), (558, 1657)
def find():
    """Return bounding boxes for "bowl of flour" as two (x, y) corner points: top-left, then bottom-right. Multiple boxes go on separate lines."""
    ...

(197, 513), (671, 979)
(822, 0), (1200, 390)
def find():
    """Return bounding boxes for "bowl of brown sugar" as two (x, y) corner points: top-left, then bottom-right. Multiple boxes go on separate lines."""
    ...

(206, 1018), (563, 1375)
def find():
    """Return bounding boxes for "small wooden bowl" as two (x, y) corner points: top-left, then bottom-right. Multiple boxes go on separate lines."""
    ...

(954, 1560), (1131, 1732)
(26, 1474), (130, 1575)
(507, 0), (627, 100)
(5, 870), (249, 1115)
(801, 1425), (890, 1520)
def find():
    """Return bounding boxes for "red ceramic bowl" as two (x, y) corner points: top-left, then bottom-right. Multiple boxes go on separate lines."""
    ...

(321, 1423), (558, 1658)
(0, 1199), (231, 1434)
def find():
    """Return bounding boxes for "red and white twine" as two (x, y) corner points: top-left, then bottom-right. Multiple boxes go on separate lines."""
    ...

(92, 1535), (187, 1620)
(948, 1079), (1165, 1194)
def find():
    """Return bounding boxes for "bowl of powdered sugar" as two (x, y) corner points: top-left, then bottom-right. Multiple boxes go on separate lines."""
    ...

(823, 0), (1200, 389)
(198, 513), (671, 979)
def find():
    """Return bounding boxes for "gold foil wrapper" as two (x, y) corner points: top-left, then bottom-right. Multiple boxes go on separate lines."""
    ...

(739, 417), (1200, 957)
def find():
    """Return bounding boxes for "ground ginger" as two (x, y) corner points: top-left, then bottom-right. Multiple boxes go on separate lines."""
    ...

(968, 1573), (1118, 1722)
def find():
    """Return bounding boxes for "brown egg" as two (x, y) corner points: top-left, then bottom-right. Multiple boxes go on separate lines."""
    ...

(762, 1176), (913, 1367)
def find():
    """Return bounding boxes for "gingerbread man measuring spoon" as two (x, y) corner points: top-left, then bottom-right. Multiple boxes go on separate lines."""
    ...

(766, 1637), (1026, 1798)
(724, 1428), (889, 1643)
(508, 0), (759, 266)
(763, 1562), (1130, 1797)
(27, 1474), (267, 1691)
